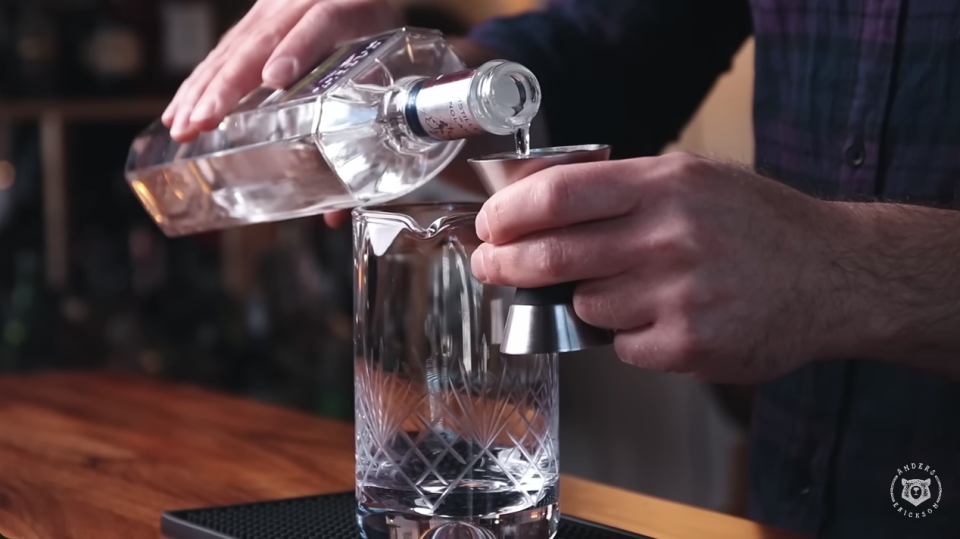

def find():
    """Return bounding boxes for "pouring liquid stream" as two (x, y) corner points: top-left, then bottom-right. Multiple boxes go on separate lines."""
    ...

(515, 125), (531, 157)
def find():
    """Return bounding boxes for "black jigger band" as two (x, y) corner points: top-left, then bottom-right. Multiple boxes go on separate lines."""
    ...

(512, 283), (577, 306)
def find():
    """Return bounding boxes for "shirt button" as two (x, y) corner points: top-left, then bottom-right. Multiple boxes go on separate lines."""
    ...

(845, 142), (865, 167)
(787, 467), (814, 498)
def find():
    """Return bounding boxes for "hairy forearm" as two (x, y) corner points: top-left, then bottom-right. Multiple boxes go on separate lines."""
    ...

(828, 201), (960, 376)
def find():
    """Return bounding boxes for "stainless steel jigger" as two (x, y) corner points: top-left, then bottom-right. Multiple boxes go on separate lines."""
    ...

(468, 144), (616, 355)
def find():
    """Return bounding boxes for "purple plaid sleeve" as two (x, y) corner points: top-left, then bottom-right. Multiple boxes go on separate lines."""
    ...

(748, 1), (960, 537)
(467, 0), (960, 537)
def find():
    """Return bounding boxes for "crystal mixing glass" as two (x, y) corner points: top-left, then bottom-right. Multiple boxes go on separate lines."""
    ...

(354, 203), (560, 539)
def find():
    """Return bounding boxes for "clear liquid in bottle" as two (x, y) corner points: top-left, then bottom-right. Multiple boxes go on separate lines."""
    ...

(125, 28), (540, 237)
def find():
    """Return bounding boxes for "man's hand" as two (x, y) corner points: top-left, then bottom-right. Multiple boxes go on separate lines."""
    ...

(158, 0), (502, 228)
(470, 152), (861, 383)
(161, 0), (399, 142)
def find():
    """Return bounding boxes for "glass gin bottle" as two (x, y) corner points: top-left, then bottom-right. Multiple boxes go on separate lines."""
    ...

(124, 27), (540, 236)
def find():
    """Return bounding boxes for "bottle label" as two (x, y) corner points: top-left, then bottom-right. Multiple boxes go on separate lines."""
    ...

(414, 69), (486, 140)
(272, 37), (388, 104)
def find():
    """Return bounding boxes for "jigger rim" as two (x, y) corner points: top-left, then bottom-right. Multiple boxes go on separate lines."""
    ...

(352, 201), (483, 216)
(467, 143), (611, 164)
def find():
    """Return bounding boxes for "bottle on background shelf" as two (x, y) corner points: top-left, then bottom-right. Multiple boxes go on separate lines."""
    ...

(77, 0), (149, 96)
(0, 251), (52, 371)
(0, 3), (18, 97)
(13, 1), (60, 97)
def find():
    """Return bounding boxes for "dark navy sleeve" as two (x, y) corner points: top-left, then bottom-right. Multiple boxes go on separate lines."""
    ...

(468, 0), (753, 159)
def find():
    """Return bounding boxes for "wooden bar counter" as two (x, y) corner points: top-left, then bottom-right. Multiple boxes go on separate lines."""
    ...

(0, 371), (805, 539)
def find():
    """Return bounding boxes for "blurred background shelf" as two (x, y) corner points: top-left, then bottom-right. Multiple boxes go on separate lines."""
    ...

(0, 98), (169, 291)
(0, 98), (169, 120)
(0, 0), (534, 428)
(0, 0), (357, 419)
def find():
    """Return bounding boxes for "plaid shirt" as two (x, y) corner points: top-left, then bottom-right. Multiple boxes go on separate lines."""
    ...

(470, 1), (960, 537)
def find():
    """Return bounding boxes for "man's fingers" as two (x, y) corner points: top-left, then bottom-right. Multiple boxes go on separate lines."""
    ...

(612, 325), (697, 375)
(169, 63), (226, 139)
(163, 0), (398, 139)
(572, 273), (656, 330)
(162, 19), (251, 129)
(262, 1), (347, 88)
(471, 217), (636, 287)
(478, 160), (639, 245)
(186, 12), (308, 130)
(170, 0), (306, 135)
(188, 42), (279, 128)
(167, 40), (253, 139)
(263, 0), (398, 88)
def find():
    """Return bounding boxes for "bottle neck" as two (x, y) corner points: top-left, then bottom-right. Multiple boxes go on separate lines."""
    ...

(399, 60), (541, 143)
(403, 69), (486, 141)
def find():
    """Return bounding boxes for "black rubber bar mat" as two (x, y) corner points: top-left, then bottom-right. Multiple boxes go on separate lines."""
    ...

(161, 491), (654, 539)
